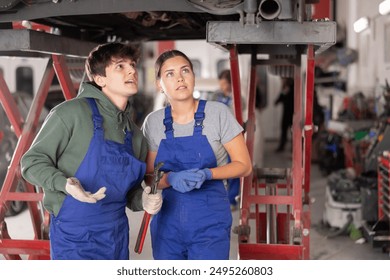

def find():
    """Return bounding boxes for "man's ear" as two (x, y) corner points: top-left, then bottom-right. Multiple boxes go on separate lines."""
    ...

(94, 75), (106, 88)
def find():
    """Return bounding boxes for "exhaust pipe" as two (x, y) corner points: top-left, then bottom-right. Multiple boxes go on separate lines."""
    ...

(258, 0), (281, 20)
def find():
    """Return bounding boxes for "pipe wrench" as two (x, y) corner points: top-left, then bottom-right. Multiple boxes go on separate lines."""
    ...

(134, 162), (164, 254)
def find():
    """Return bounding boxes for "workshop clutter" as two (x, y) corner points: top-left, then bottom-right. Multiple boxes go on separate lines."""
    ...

(323, 168), (363, 230)
(322, 168), (379, 237)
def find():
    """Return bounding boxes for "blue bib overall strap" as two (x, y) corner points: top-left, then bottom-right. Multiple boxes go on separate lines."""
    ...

(49, 98), (146, 260)
(151, 99), (232, 260)
(163, 105), (174, 139)
(193, 99), (206, 135)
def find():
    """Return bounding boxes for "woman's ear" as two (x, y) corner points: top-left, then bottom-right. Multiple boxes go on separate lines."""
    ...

(156, 80), (164, 93)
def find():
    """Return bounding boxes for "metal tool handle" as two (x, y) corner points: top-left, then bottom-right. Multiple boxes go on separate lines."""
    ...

(134, 212), (152, 254)
(134, 162), (164, 254)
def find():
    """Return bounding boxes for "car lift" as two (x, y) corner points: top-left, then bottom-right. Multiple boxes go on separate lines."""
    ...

(207, 12), (336, 259)
(0, 29), (95, 259)
(0, 6), (336, 260)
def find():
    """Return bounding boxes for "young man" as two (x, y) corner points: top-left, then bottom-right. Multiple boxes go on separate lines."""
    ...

(214, 69), (233, 109)
(21, 42), (162, 260)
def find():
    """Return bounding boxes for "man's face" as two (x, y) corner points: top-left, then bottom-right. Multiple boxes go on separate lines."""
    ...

(94, 57), (138, 109)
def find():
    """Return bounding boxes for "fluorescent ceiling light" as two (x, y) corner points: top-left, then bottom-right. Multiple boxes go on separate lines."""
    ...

(379, 0), (390, 15)
(353, 17), (369, 33)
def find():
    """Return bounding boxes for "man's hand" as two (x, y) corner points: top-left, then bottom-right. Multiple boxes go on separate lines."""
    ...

(65, 177), (106, 203)
(142, 186), (162, 215)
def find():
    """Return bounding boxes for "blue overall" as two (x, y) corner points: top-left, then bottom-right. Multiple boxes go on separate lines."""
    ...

(151, 100), (232, 260)
(216, 94), (232, 107)
(49, 98), (146, 260)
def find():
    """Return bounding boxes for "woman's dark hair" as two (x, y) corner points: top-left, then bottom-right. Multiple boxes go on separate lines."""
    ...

(85, 42), (140, 81)
(155, 49), (193, 80)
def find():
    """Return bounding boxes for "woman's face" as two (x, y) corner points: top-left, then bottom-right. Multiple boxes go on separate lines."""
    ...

(157, 55), (195, 102)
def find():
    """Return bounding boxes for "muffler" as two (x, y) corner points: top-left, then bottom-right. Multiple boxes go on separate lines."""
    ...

(258, 0), (281, 20)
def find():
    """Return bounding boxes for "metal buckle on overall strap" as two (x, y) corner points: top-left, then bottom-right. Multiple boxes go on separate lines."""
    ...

(194, 112), (205, 127)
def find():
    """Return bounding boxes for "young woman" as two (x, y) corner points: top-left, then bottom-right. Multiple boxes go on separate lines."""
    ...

(142, 50), (252, 260)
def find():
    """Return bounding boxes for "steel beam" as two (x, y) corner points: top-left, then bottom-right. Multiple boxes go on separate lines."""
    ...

(207, 21), (336, 54)
(0, 29), (96, 57)
(0, 0), (199, 22)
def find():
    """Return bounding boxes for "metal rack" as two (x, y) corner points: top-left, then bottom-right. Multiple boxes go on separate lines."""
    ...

(361, 151), (390, 252)
(378, 152), (390, 220)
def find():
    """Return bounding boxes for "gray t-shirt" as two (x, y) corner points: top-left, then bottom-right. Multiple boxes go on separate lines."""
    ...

(142, 100), (243, 167)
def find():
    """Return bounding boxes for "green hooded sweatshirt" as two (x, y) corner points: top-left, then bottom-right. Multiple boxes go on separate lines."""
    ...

(21, 83), (147, 216)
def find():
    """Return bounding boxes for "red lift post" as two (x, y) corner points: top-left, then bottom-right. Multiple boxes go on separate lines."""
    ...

(207, 7), (336, 258)
(231, 46), (315, 260)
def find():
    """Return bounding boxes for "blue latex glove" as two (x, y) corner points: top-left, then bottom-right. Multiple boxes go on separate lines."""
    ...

(193, 168), (212, 189)
(167, 169), (204, 193)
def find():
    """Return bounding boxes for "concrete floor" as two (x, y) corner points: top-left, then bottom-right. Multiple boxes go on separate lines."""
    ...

(2, 140), (390, 260)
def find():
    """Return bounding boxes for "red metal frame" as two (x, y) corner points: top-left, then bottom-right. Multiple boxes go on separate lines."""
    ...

(235, 45), (314, 260)
(378, 153), (390, 221)
(52, 55), (77, 100)
(0, 75), (23, 137)
(12, 21), (52, 32)
(0, 54), (77, 259)
(229, 46), (244, 127)
(303, 45), (315, 202)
